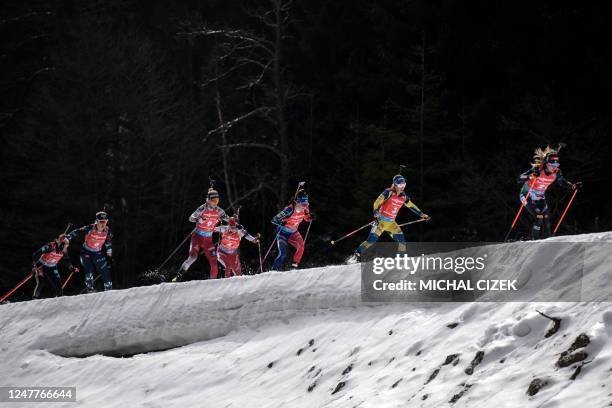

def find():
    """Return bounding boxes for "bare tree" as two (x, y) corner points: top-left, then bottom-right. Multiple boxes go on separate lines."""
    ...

(180, 0), (296, 205)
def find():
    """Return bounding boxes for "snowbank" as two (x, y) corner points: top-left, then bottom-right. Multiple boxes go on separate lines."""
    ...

(1, 233), (611, 407)
(1, 265), (361, 358)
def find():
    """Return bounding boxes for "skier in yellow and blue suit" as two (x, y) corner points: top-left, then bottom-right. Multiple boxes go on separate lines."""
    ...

(354, 175), (429, 258)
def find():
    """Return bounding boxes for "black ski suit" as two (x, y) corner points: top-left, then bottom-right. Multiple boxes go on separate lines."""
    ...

(517, 167), (573, 239)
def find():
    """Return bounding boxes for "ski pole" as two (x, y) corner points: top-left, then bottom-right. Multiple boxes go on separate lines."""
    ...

(504, 204), (526, 242)
(0, 274), (33, 303)
(156, 229), (195, 271)
(61, 271), (74, 289)
(57, 222), (75, 291)
(262, 233), (279, 264)
(398, 218), (429, 227)
(1, 222), (73, 303)
(330, 221), (374, 246)
(261, 212), (291, 266)
(61, 222), (73, 236)
(303, 220), (313, 247)
(257, 240), (264, 274)
(504, 184), (534, 242)
(553, 188), (579, 235)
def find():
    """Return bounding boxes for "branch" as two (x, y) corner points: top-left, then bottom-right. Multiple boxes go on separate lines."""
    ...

(536, 310), (562, 338)
(220, 142), (284, 159)
(206, 106), (271, 137)
(200, 61), (250, 88)
(1, 11), (53, 26)
(17, 66), (55, 83)
(181, 28), (274, 56)
(236, 59), (272, 90)
(236, 57), (271, 70)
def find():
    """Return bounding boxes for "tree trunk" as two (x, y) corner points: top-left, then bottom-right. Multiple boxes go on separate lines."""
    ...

(419, 30), (425, 203)
(215, 89), (235, 207)
(419, 31), (426, 241)
(274, 0), (289, 204)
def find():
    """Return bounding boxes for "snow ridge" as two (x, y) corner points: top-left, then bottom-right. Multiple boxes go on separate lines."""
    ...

(1, 233), (611, 407)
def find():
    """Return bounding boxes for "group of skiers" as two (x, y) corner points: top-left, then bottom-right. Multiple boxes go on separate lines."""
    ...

(172, 187), (260, 282)
(173, 187), (314, 281)
(28, 188), (314, 298)
(31, 211), (113, 299)
(21, 144), (581, 300)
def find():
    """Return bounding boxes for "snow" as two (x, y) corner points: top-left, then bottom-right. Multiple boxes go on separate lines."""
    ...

(1, 233), (612, 407)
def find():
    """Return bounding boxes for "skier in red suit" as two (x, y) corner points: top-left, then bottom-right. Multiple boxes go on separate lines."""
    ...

(173, 188), (228, 281)
(215, 217), (259, 277)
(31, 234), (78, 299)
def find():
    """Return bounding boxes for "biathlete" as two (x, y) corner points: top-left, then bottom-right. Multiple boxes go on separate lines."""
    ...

(173, 188), (228, 281)
(354, 174), (429, 259)
(271, 190), (313, 270)
(67, 211), (113, 292)
(215, 216), (260, 277)
(31, 234), (78, 299)
(517, 146), (581, 240)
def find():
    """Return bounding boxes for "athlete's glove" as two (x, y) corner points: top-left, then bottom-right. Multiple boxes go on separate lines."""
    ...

(32, 266), (43, 277)
(572, 181), (583, 190)
(70, 266), (80, 273)
(520, 195), (529, 206)
(421, 213), (431, 221)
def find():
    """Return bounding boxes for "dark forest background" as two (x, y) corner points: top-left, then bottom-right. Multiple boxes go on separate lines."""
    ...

(2, 0), (611, 297)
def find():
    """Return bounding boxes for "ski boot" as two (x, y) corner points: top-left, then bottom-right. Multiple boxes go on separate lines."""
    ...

(346, 252), (361, 264)
(172, 269), (184, 283)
